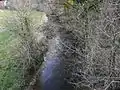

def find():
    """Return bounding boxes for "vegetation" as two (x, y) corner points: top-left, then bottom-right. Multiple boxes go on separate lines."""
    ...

(0, 30), (20, 89)
(0, 0), (120, 90)
(0, 9), (47, 89)
(40, 0), (120, 89)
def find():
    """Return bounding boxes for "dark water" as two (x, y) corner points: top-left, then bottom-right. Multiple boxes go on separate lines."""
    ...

(40, 57), (74, 90)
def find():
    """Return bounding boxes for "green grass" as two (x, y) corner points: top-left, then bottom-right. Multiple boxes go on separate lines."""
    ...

(0, 31), (13, 58)
(0, 11), (21, 89)
(0, 31), (24, 90)
(0, 30), (17, 90)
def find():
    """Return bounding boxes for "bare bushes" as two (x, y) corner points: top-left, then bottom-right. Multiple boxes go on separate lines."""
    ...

(94, 0), (120, 89)
(64, 0), (120, 89)
(5, 9), (47, 89)
(41, 0), (120, 89)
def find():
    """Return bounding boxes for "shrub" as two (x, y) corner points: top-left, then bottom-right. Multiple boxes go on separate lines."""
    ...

(0, 8), (47, 89)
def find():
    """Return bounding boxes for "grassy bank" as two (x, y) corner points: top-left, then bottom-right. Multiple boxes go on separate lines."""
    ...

(0, 30), (19, 89)
(0, 9), (46, 89)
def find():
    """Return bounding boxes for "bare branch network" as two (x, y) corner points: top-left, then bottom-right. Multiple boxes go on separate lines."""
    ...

(42, 0), (120, 89)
